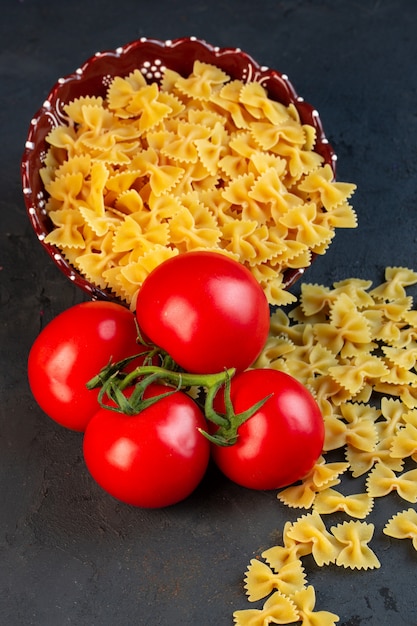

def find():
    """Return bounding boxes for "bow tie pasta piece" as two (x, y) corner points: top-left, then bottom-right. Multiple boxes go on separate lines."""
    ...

(115, 245), (179, 307)
(222, 172), (271, 224)
(106, 69), (148, 116)
(383, 508), (417, 551)
(369, 267), (417, 301)
(382, 343), (417, 371)
(46, 153), (92, 183)
(338, 402), (380, 452)
(318, 199), (358, 229)
(74, 230), (123, 290)
(211, 80), (254, 130)
(328, 354), (388, 396)
(105, 172), (143, 197)
(240, 82), (291, 125)
(262, 522), (313, 571)
(250, 119), (306, 151)
(330, 520), (380, 570)
(296, 283), (337, 319)
(298, 163), (356, 211)
(82, 161), (109, 217)
(173, 60), (230, 101)
(290, 586), (340, 626)
(146, 192), (186, 221)
(278, 480), (320, 510)
(168, 202), (222, 252)
(390, 409), (417, 460)
(243, 557), (306, 602)
(366, 463), (417, 503)
(307, 458), (350, 489)
(44, 171), (85, 212)
(160, 121), (212, 163)
(321, 411), (349, 450)
(252, 175), (305, 225)
(123, 83), (173, 130)
(313, 488), (374, 519)
(312, 294), (374, 357)
(277, 457), (349, 510)
(285, 512), (340, 566)
(130, 147), (184, 196)
(78, 206), (121, 238)
(194, 122), (229, 176)
(377, 397), (410, 443)
(44, 207), (86, 249)
(112, 213), (170, 255)
(279, 201), (335, 249)
(346, 441), (405, 479)
(233, 590), (298, 626)
(63, 95), (105, 123)
(43, 125), (79, 158)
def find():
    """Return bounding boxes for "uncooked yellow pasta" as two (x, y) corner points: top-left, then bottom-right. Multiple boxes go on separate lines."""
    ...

(330, 520), (380, 570)
(366, 463), (417, 503)
(383, 508), (417, 550)
(314, 488), (374, 519)
(277, 457), (348, 509)
(289, 586), (340, 626)
(41, 60), (357, 308)
(243, 557), (306, 601)
(285, 512), (340, 567)
(233, 590), (299, 625)
(234, 267), (417, 623)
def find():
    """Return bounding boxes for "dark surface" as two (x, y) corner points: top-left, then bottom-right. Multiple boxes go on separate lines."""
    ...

(1, 1), (417, 624)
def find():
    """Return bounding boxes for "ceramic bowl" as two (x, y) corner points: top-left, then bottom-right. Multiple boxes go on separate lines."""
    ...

(21, 36), (336, 302)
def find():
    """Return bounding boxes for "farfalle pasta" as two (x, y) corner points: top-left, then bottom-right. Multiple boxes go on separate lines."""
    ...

(390, 409), (417, 460)
(330, 520), (380, 570)
(366, 463), (417, 503)
(277, 457), (349, 509)
(233, 590), (299, 626)
(244, 557), (306, 601)
(289, 586), (340, 626)
(314, 488), (374, 519)
(234, 267), (417, 624)
(254, 267), (417, 475)
(235, 520), (341, 625)
(41, 60), (357, 308)
(383, 508), (417, 550)
(285, 512), (340, 566)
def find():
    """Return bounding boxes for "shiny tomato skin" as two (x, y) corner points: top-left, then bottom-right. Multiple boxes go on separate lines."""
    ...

(28, 301), (142, 432)
(211, 369), (325, 490)
(83, 384), (210, 508)
(135, 251), (270, 374)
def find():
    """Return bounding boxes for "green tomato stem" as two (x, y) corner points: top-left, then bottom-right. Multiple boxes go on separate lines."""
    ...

(118, 364), (236, 393)
(86, 352), (270, 446)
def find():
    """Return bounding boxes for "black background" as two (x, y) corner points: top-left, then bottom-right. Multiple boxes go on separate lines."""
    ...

(1, 1), (417, 624)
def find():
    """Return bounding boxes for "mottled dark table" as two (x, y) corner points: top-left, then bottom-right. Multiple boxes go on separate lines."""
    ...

(1, 1), (417, 624)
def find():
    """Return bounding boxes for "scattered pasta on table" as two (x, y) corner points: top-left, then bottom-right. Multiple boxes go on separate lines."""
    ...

(234, 266), (417, 624)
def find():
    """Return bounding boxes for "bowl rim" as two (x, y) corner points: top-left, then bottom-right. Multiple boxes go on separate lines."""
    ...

(21, 35), (337, 302)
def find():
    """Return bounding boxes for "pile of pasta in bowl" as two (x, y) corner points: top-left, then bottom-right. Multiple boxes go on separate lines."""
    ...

(23, 38), (357, 309)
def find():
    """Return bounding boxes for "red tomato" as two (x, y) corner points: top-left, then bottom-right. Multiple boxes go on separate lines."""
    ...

(211, 369), (324, 490)
(28, 301), (143, 432)
(83, 384), (210, 508)
(135, 251), (270, 374)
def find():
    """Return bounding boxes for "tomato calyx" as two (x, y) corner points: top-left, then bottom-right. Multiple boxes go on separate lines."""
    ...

(87, 354), (270, 446)
(201, 373), (272, 446)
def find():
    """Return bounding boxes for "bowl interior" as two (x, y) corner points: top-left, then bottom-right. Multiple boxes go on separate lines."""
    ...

(21, 36), (336, 301)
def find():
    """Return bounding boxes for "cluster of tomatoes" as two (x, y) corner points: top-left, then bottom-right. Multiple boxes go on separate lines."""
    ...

(28, 251), (325, 508)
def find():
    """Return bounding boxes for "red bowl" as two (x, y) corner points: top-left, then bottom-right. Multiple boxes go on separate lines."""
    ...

(21, 36), (336, 302)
